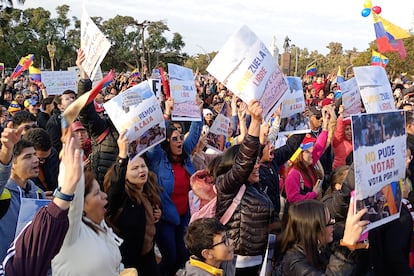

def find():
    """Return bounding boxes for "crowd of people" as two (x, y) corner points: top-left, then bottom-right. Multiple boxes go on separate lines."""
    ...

(0, 47), (414, 276)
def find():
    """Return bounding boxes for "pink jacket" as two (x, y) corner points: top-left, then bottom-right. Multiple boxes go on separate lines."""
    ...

(285, 130), (327, 203)
(332, 116), (353, 170)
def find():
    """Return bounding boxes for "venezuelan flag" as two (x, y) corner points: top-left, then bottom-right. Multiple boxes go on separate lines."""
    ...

(371, 50), (389, 68)
(131, 68), (140, 78)
(10, 54), (34, 79)
(306, 64), (316, 76)
(373, 14), (410, 59)
(336, 66), (345, 83)
(29, 65), (42, 82)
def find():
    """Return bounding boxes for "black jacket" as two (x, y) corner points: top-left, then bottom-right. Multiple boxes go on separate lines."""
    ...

(215, 134), (273, 256)
(77, 79), (119, 187)
(259, 134), (303, 215)
(282, 244), (357, 275)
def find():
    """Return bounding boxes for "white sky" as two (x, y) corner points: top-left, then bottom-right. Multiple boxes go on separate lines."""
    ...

(23, 0), (414, 56)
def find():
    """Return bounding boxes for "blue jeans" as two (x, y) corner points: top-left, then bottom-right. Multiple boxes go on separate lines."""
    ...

(156, 212), (189, 276)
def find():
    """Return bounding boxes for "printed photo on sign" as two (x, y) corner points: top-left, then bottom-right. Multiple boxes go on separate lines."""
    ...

(168, 63), (200, 121)
(104, 81), (166, 159)
(340, 77), (361, 118)
(352, 111), (405, 232)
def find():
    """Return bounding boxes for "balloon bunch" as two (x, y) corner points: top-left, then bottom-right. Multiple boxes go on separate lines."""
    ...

(361, 0), (381, 17)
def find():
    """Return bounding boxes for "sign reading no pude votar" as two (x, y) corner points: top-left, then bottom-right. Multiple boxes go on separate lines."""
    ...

(340, 77), (361, 118)
(352, 111), (405, 233)
(353, 66), (395, 114)
(81, 8), (111, 81)
(207, 25), (288, 122)
(168, 63), (201, 121)
(103, 81), (166, 160)
(41, 71), (77, 95)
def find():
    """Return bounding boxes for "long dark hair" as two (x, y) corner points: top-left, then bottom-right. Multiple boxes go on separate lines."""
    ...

(281, 200), (327, 269)
(161, 122), (188, 163)
(291, 151), (323, 183)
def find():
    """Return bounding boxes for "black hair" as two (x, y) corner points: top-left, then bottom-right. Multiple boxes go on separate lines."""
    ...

(41, 96), (54, 111)
(12, 110), (36, 128)
(22, 128), (52, 151)
(13, 139), (34, 162)
(185, 218), (226, 260)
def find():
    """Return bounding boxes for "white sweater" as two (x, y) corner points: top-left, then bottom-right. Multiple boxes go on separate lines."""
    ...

(51, 164), (122, 276)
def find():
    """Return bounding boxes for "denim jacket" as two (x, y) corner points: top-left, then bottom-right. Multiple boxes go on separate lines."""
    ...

(146, 118), (202, 225)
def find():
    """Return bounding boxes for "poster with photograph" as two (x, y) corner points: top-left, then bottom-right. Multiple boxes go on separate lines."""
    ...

(168, 63), (201, 121)
(279, 77), (306, 119)
(353, 66), (395, 113)
(340, 77), (361, 118)
(104, 81), (166, 160)
(206, 102), (231, 152)
(352, 111), (405, 232)
(207, 25), (288, 122)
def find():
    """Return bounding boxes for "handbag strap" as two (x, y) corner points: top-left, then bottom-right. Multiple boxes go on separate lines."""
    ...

(220, 184), (246, 225)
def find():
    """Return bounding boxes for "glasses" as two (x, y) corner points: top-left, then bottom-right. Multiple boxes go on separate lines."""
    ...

(326, 217), (336, 227)
(209, 232), (231, 248)
(314, 114), (322, 120)
(171, 134), (184, 142)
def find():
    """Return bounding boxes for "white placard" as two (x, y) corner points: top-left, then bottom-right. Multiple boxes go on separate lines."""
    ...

(41, 71), (77, 95)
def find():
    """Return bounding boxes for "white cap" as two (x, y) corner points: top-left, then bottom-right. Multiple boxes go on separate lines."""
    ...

(203, 108), (213, 117)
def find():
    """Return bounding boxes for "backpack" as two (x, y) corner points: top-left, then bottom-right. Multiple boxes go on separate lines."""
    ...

(189, 169), (246, 224)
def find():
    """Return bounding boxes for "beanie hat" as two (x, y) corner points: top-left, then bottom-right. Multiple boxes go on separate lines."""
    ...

(8, 101), (21, 113)
(300, 133), (317, 150)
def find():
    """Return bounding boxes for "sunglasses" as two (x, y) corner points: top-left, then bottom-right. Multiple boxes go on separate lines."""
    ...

(326, 217), (336, 227)
(209, 232), (231, 248)
(314, 114), (322, 120)
(171, 134), (184, 142)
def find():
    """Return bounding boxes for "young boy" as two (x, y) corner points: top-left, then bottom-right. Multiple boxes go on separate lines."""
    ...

(183, 218), (234, 276)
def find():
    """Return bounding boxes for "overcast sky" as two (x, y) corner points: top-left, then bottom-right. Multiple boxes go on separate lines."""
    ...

(24, 0), (414, 56)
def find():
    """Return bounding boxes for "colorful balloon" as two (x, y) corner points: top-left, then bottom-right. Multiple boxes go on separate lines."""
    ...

(361, 8), (371, 17)
(363, 0), (372, 9)
(372, 6), (382, 15)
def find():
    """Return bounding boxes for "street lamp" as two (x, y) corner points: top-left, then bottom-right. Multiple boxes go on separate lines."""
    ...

(47, 42), (56, 71)
(136, 20), (151, 73)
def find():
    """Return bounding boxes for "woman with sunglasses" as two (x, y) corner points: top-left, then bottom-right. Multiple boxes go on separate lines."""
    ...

(146, 97), (203, 276)
(280, 199), (369, 275)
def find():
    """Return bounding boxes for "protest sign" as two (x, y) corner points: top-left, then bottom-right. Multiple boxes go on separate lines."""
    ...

(81, 8), (111, 81)
(279, 77), (306, 119)
(207, 25), (288, 122)
(340, 77), (361, 118)
(353, 66), (395, 113)
(41, 71), (77, 95)
(68, 65), (103, 87)
(168, 63), (201, 121)
(206, 102), (232, 152)
(104, 81), (166, 160)
(148, 78), (162, 103)
(352, 111), (405, 233)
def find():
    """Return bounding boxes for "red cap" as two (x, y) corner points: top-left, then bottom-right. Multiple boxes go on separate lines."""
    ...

(300, 134), (317, 150)
(71, 121), (86, 132)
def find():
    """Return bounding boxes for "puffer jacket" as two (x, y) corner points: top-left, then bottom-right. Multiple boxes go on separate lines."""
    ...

(77, 79), (119, 187)
(215, 134), (273, 256)
(282, 244), (356, 276)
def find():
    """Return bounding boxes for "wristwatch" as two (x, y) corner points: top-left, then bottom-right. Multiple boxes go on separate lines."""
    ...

(53, 187), (75, 201)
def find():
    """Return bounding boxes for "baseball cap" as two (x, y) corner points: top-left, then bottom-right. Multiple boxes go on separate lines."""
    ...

(71, 121), (86, 132)
(309, 106), (322, 117)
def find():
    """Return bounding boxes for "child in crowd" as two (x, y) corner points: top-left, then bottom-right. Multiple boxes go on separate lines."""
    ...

(183, 218), (234, 276)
